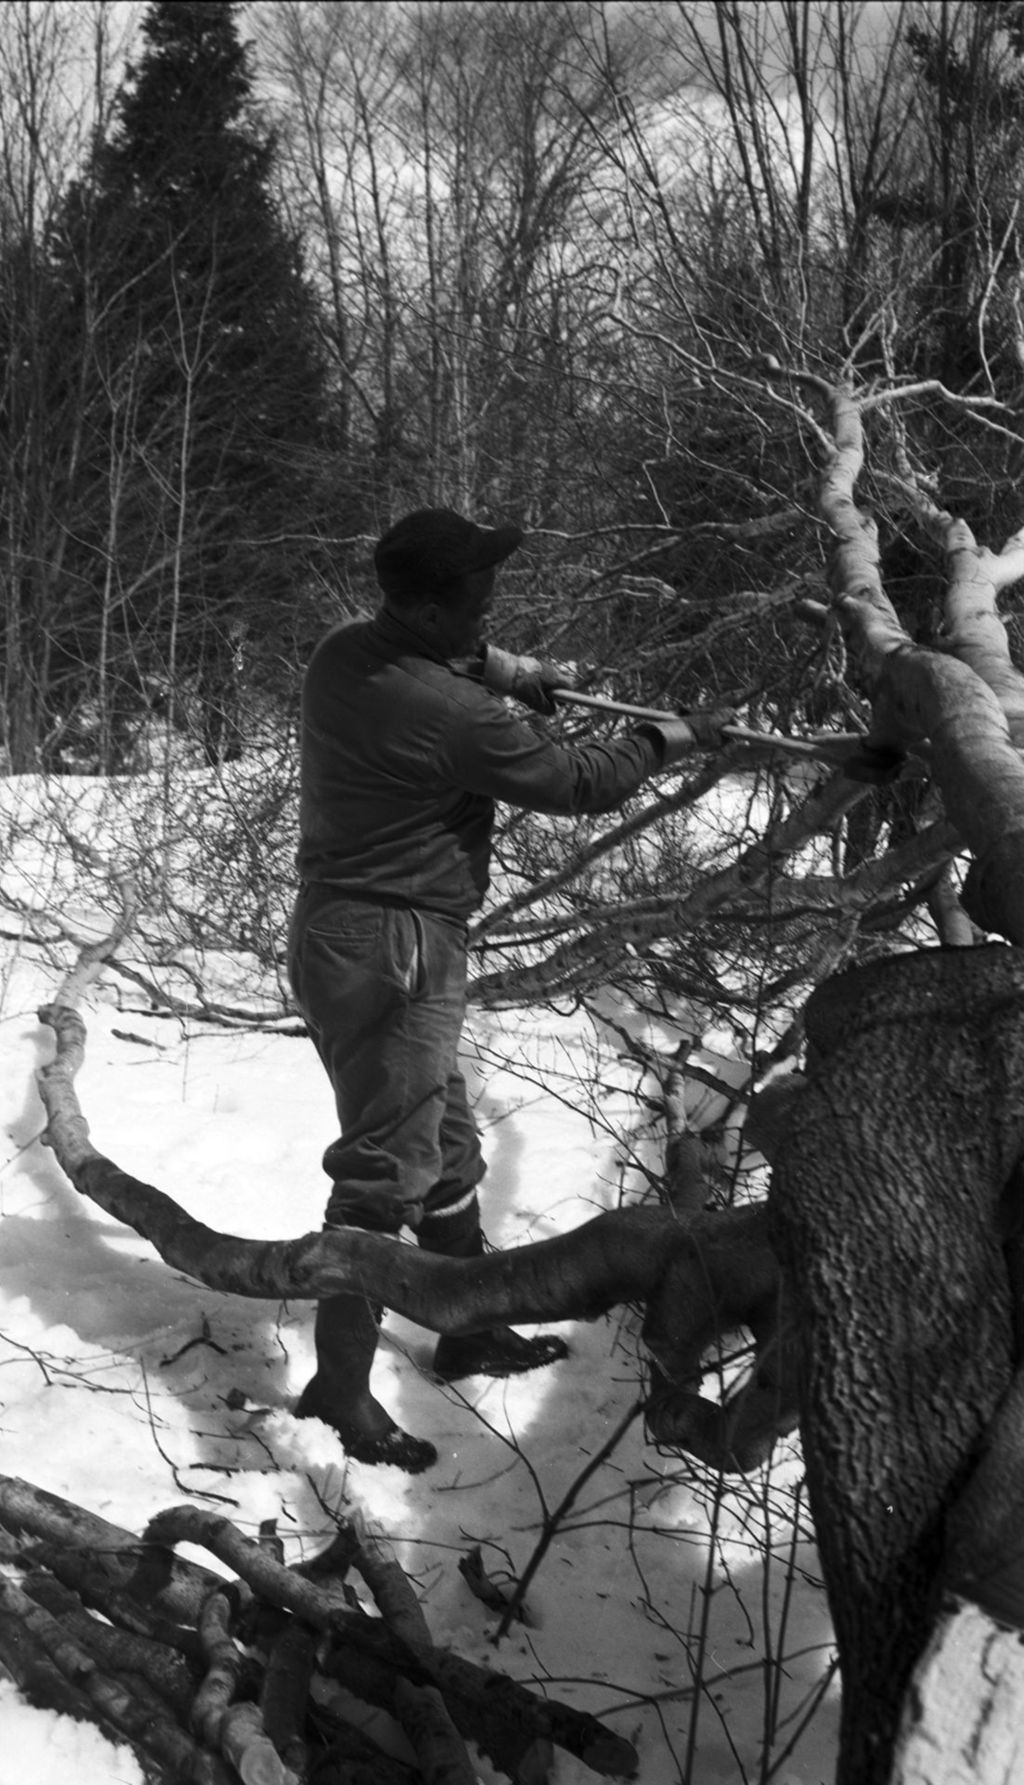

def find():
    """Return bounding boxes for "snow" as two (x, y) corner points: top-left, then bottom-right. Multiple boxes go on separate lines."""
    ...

(0, 779), (840, 1785)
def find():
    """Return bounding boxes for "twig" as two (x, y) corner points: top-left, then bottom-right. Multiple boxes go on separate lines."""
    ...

(494, 1399), (644, 1638)
(160, 1316), (230, 1367)
(51, 871), (139, 1009)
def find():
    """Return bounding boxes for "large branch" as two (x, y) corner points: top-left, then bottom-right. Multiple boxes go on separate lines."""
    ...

(884, 445), (1024, 732)
(38, 1002), (671, 1321)
(32, 995), (729, 1342)
(36, 1001), (794, 1473)
(813, 380), (1024, 941)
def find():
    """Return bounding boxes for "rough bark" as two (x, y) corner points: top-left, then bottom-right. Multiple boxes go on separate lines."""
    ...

(770, 944), (1024, 1785)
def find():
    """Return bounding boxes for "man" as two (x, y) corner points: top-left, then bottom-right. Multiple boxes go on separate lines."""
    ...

(288, 507), (735, 1472)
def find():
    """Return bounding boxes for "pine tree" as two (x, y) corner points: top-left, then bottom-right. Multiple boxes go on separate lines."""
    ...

(50, 0), (330, 768)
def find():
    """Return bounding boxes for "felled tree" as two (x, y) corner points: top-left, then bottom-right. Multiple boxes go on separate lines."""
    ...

(755, 372), (1024, 1784)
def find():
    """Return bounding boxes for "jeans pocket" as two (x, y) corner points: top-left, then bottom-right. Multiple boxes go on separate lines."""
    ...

(383, 906), (426, 998)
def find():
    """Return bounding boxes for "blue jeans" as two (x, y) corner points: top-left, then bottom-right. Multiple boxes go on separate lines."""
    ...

(287, 886), (485, 1233)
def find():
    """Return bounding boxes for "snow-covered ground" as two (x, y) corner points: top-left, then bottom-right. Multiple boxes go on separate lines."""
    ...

(0, 770), (839, 1785)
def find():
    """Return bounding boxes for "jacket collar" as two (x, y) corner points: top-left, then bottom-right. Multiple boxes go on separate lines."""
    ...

(371, 605), (451, 666)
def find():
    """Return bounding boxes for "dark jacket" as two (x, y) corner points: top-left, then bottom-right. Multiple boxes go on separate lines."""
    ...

(296, 609), (665, 919)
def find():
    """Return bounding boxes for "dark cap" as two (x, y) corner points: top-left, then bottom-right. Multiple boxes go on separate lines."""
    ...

(374, 507), (524, 599)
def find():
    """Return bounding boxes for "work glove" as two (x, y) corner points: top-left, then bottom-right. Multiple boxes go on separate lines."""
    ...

(482, 644), (573, 715)
(682, 706), (740, 748)
(641, 707), (739, 766)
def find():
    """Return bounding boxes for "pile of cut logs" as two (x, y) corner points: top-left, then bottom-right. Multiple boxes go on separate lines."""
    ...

(0, 1474), (637, 1784)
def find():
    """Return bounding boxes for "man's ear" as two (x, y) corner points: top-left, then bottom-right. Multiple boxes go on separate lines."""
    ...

(417, 600), (443, 638)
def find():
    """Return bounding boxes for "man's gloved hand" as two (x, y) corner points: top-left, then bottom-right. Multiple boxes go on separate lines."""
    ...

(482, 644), (573, 715)
(641, 708), (739, 766)
(681, 706), (740, 748)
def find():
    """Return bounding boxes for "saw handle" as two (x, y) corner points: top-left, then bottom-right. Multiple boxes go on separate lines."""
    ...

(550, 687), (864, 761)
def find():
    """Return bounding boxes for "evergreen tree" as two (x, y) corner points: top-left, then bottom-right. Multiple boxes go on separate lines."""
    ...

(877, 2), (1024, 395)
(50, 0), (330, 768)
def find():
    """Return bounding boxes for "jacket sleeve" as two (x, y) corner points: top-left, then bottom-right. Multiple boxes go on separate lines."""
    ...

(445, 686), (664, 816)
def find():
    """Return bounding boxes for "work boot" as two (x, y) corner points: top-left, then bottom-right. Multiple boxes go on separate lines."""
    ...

(295, 1292), (437, 1474)
(417, 1200), (569, 1383)
(432, 1326), (570, 1381)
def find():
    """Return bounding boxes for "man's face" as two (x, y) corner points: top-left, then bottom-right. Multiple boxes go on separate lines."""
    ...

(432, 566), (497, 656)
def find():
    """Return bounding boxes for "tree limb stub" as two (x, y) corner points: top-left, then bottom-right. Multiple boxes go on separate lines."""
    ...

(881, 457), (1024, 733)
(890, 1595), (1024, 1785)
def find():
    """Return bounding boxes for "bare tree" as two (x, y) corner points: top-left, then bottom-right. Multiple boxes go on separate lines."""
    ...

(0, 0), (134, 769)
(261, 0), (653, 523)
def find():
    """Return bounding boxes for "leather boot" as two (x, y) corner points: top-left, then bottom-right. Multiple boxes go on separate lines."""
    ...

(418, 1201), (570, 1382)
(295, 1292), (437, 1473)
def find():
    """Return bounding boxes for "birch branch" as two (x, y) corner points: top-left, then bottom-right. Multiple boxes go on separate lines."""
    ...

(808, 379), (1024, 941)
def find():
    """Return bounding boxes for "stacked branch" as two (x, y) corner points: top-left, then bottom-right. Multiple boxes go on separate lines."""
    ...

(0, 1475), (637, 1784)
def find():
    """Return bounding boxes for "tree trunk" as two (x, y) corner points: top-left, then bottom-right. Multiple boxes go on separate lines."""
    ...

(770, 944), (1024, 1785)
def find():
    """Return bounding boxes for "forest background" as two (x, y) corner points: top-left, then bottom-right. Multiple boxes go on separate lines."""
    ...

(5, 0), (1018, 1009)
(3, 1), (1024, 1781)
